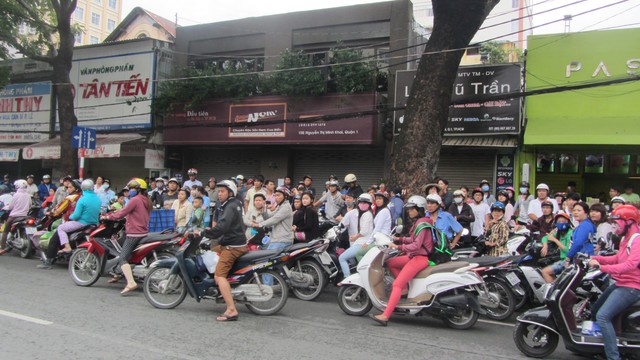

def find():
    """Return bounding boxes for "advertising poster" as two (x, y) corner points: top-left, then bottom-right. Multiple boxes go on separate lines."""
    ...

(0, 82), (50, 143)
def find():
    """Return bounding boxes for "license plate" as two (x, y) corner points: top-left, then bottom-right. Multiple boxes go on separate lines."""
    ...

(25, 227), (36, 235)
(505, 272), (520, 286)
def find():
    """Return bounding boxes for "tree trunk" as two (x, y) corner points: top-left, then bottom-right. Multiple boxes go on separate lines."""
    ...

(387, 0), (499, 194)
(54, 0), (78, 177)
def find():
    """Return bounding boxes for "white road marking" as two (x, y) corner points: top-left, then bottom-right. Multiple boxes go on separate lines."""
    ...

(479, 319), (516, 327)
(0, 309), (53, 326)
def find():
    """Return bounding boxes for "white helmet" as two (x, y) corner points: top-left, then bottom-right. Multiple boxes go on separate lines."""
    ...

(404, 195), (427, 211)
(81, 179), (94, 191)
(426, 193), (442, 205)
(344, 174), (357, 183)
(536, 183), (550, 191)
(216, 180), (237, 197)
(357, 193), (373, 204)
(14, 179), (28, 190)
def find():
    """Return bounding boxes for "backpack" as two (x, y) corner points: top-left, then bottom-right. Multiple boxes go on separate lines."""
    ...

(414, 221), (452, 265)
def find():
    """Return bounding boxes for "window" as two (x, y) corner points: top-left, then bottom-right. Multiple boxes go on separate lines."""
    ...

(537, 153), (556, 173)
(75, 7), (84, 20)
(584, 154), (604, 174)
(91, 12), (100, 26)
(107, 19), (116, 31)
(90, 36), (99, 44)
(108, 0), (117, 9)
(609, 155), (630, 174)
(559, 153), (579, 173)
(74, 33), (83, 44)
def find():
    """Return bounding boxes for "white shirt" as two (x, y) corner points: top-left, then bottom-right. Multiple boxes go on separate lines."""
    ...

(26, 183), (38, 197)
(470, 202), (491, 236)
(183, 179), (203, 189)
(366, 207), (392, 244)
(527, 198), (559, 219)
(0, 194), (12, 207)
(340, 209), (374, 245)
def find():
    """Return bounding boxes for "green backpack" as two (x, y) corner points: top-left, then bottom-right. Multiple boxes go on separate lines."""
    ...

(413, 221), (453, 265)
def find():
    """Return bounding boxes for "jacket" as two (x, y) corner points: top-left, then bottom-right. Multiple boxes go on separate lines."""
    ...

(447, 202), (475, 229)
(397, 217), (435, 258)
(5, 188), (32, 217)
(171, 199), (194, 228)
(243, 207), (265, 240)
(53, 193), (81, 221)
(69, 190), (101, 225)
(259, 202), (293, 244)
(203, 197), (246, 246)
(106, 194), (151, 237)
(592, 232), (640, 290)
(38, 183), (57, 202)
(293, 205), (319, 241)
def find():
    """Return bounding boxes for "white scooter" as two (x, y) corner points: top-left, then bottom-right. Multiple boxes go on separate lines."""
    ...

(337, 231), (488, 329)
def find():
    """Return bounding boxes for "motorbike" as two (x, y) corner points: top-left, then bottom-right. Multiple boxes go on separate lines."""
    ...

(69, 219), (179, 287)
(452, 227), (534, 260)
(143, 235), (289, 316)
(337, 231), (487, 330)
(0, 198), (42, 258)
(465, 255), (521, 321)
(513, 253), (640, 358)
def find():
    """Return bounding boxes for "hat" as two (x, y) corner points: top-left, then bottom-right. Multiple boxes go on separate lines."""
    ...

(536, 183), (550, 191)
(423, 183), (442, 194)
(62, 175), (73, 181)
(480, 179), (490, 185)
(611, 196), (626, 204)
(103, 178), (110, 184)
(453, 190), (464, 196)
(541, 200), (554, 208)
(303, 175), (312, 180)
(426, 194), (442, 204)
(3, 174), (9, 178)
(329, 180), (339, 187)
(329, 174), (338, 180)
(246, 179), (254, 185)
(155, 178), (164, 183)
(27, 174), (34, 179)
(42, 174), (51, 179)
(236, 174), (244, 180)
(168, 178), (180, 184)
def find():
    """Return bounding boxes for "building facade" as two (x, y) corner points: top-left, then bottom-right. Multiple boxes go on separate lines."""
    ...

(72, 0), (123, 45)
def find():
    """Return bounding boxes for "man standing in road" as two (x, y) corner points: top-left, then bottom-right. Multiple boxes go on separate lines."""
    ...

(527, 183), (559, 221)
(162, 178), (180, 209)
(183, 168), (203, 189)
(343, 173), (363, 199)
(314, 180), (344, 219)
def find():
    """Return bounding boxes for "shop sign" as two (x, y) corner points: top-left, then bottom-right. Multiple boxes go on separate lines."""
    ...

(64, 51), (155, 131)
(0, 82), (50, 143)
(495, 154), (515, 192)
(0, 148), (20, 162)
(144, 149), (165, 169)
(164, 93), (377, 145)
(394, 64), (521, 136)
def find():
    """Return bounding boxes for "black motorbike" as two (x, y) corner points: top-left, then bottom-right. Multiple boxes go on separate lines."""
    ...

(513, 253), (640, 358)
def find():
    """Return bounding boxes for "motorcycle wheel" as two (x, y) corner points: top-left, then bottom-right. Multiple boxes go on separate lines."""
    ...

(245, 270), (289, 316)
(442, 307), (479, 330)
(513, 288), (529, 311)
(143, 267), (187, 309)
(483, 277), (516, 321)
(18, 229), (33, 259)
(291, 260), (327, 301)
(337, 285), (372, 316)
(513, 322), (559, 358)
(69, 248), (101, 287)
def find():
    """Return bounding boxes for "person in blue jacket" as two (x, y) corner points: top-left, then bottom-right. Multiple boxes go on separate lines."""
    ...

(564, 202), (596, 265)
(57, 179), (101, 253)
(37, 175), (57, 202)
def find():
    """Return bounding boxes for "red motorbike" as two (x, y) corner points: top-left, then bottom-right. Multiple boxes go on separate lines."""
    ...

(69, 219), (181, 287)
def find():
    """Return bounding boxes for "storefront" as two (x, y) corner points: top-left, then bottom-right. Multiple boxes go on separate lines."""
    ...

(523, 28), (640, 200)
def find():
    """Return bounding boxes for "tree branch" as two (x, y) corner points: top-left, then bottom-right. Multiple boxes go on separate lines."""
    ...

(15, 0), (57, 32)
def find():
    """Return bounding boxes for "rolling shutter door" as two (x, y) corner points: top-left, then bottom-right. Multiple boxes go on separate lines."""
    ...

(435, 151), (495, 190)
(190, 147), (261, 181)
(292, 148), (385, 188)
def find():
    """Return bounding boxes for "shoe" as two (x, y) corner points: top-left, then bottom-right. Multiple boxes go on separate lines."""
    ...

(120, 284), (138, 295)
(216, 313), (238, 322)
(369, 314), (388, 327)
(37, 260), (52, 269)
(108, 275), (122, 284)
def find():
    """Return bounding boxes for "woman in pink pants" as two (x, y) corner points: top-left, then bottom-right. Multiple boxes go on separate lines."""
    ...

(370, 195), (434, 326)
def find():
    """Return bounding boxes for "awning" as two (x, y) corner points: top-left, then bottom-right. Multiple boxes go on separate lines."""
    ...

(22, 134), (144, 160)
(442, 136), (518, 148)
(0, 146), (21, 162)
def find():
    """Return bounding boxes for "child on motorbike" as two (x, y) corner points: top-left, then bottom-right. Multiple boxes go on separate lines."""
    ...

(338, 193), (374, 278)
(589, 205), (640, 360)
(483, 202), (511, 257)
(540, 212), (573, 282)
(370, 195), (434, 326)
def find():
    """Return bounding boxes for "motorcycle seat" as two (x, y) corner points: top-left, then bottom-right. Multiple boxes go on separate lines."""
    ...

(11, 216), (28, 223)
(139, 232), (177, 245)
(414, 261), (470, 278)
(283, 242), (310, 252)
(237, 249), (280, 263)
(69, 224), (98, 242)
(463, 256), (509, 267)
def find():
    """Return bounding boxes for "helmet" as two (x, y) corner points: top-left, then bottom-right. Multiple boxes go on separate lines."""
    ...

(541, 200), (554, 208)
(611, 196), (626, 204)
(216, 180), (237, 197)
(69, 180), (82, 192)
(610, 205), (639, 223)
(471, 187), (484, 196)
(328, 180), (339, 187)
(480, 179), (490, 185)
(505, 186), (515, 193)
(490, 202), (506, 212)
(187, 168), (198, 175)
(426, 193), (442, 205)
(357, 193), (373, 204)
(555, 212), (571, 223)
(423, 183), (442, 194)
(274, 186), (291, 198)
(404, 195), (427, 211)
(14, 179), (27, 190)
(236, 174), (244, 180)
(453, 190), (464, 197)
(519, 181), (530, 188)
(42, 174), (51, 180)
(553, 192), (566, 200)
(81, 179), (94, 191)
(536, 183), (550, 191)
(374, 191), (388, 199)
(127, 178), (147, 190)
(344, 174), (357, 183)
(497, 190), (509, 198)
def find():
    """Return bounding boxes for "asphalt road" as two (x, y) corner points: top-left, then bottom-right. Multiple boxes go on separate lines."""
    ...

(0, 253), (582, 360)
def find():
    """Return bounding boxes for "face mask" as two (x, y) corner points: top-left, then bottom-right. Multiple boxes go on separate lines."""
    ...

(519, 187), (527, 194)
(481, 185), (490, 192)
(556, 222), (569, 232)
(454, 197), (463, 204)
(102, 184), (109, 190)
(346, 201), (355, 207)
(129, 189), (138, 198)
(358, 203), (370, 212)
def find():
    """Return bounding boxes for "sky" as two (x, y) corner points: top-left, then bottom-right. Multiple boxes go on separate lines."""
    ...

(121, 0), (640, 38)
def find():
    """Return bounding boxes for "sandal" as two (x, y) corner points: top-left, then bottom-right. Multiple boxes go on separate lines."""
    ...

(120, 284), (138, 295)
(108, 275), (122, 284)
(216, 313), (238, 322)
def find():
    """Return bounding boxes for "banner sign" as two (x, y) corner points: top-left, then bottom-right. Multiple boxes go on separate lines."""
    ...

(64, 51), (155, 130)
(144, 149), (165, 169)
(394, 64), (521, 136)
(0, 148), (20, 162)
(164, 93), (377, 145)
(0, 82), (50, 143)
(495, 154), (515, 192)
